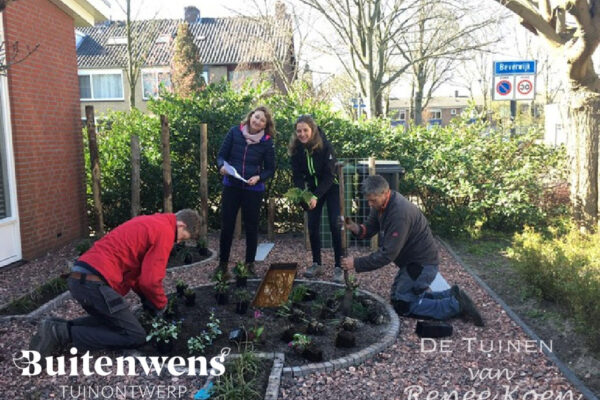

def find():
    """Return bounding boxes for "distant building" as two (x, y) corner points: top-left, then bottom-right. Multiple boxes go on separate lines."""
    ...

(76, 5), (296, 118)
(389, 93), (471, 127)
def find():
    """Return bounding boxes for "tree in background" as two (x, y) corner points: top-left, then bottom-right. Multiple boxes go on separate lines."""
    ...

(493, 0), (600, 229)
(171, 22), (204, 98)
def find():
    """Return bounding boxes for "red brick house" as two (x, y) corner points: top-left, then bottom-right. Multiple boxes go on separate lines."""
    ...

(0, 0), (108, 266)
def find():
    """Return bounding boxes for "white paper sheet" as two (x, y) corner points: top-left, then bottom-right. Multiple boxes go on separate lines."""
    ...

(223, 161), (248, 183)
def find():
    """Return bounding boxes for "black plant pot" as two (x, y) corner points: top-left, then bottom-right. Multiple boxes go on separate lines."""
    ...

(306, 320), (325, 335)
(215, 292), (229, 305)
(176, 286), (186, 297)
(335, 330), (356, 348)
(236, 277), (248, 288)
(198, 247), (209, 256)
(184, 294), (196, 307)
(303, 289), (318, 302)
(156, 340), (174, 354)
(302, 345), (323, 362)
(320, 306), (336, 320)
(280, 327), (295, 343)
(235, 301), (249, 314)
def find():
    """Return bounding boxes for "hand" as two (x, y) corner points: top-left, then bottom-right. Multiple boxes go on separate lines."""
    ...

(219, 166), (228, 176)
(308, 197), (317, 210)
(247, 175), (260, 186)
(341, 257), (355, 272)
(344, 217), (360, 235)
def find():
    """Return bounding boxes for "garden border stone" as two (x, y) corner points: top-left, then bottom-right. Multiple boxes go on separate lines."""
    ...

(281, 279), (400, 377)
(167, 247), (217, 272)
(438, 237), (599, 400)
(0, 291), (72, 323)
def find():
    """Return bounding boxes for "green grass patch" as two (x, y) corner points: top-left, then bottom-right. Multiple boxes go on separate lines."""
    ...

(0, 277), (68, 315)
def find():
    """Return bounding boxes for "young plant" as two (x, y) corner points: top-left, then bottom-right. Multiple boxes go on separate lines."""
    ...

(207, 309), (222, 338)
(288, 333), (312, 352)
(246, 309), (264, 342)
(284, 187), (314, 205)
(196, 237), (207, 249)
(233, 261), (249, 278)
(233, 289), (252, 303)
(146, 318), (181, 344)
(176, 280), (188, 296)
(289, 284), (308, 303)
(187, 310), (221, 355)
(212, 271), (229, 294)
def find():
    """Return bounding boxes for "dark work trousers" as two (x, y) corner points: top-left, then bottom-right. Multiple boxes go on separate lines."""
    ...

(306, 184), (342, 268)
(219, 185), (263, 264)
(68, 278), (146, 350)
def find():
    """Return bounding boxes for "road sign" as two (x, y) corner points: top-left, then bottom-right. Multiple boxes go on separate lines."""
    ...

(492, 60), (536, 101)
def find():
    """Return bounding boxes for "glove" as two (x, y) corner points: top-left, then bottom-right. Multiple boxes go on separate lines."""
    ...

(140, 294), (162, 316)
(411, 285), (428, 296)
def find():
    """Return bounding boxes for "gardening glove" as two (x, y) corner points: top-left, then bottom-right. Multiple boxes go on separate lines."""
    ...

(140, 294), (162, 316)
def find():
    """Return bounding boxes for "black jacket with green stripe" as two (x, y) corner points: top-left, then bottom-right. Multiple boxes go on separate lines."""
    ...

(291, 128), (338, 199)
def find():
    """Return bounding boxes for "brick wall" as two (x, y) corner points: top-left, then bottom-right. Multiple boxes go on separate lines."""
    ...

(3, 0), (87, 259)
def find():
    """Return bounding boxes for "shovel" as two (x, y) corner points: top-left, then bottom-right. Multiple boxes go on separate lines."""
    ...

(337, 162), (354, 316)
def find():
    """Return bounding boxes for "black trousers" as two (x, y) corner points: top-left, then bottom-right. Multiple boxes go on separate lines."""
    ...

(219, 185), (263, 264)
(68, 278), (146, 350)
(307, 184), (342, 268)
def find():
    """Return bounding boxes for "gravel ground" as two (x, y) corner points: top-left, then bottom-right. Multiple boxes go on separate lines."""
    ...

(0, 234), (584, 399)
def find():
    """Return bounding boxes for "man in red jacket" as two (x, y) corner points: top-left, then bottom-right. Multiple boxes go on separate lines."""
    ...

(29, 209), (201, 355)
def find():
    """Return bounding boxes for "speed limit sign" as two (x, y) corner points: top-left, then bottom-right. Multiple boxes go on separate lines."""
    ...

(515, 76), (535, 100)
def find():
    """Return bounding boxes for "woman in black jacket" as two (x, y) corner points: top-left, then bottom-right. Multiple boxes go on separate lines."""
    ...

(216, 106), (276, 278)
(289, 115), (343, 283)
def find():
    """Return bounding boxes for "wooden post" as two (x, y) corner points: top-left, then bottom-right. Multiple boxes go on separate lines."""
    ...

(368, 156), (377, 251)
(85, 106), (104, 237)
(337, 162), (347, 252)
(130, 135), (140, 217)
(268, 197), (275, 241)
(303, 212), (310, 250)
(160, 115), (173, 213)
(200, 123), (208, 241)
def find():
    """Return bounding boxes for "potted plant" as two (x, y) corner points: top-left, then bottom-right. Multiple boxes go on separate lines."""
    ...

(164, 297), (179, 320)
(183, 288), (196, 306)
(175, 280), (188, 297)
(146, 318), (181, 354)
(233, 261), (249, 287)
(288, 333), (323, 362)
(196, 238), (209, 256)
(233, 289), (252, 314)
(213, 271), (229, 305)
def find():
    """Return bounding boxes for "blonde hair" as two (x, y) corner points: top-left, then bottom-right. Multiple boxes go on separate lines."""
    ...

(242, 106), (277, 138)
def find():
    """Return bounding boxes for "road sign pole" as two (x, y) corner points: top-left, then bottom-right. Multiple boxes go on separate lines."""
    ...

(510, 100), (516, 136)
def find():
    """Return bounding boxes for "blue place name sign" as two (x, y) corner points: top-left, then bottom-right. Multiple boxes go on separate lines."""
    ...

(494, 61), (537, 75)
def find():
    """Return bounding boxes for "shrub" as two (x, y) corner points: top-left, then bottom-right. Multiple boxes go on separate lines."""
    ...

(508, 227), (600, 349)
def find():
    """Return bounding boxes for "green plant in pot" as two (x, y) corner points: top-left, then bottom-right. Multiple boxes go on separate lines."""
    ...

(233, 289), (252, 314)
(196, 237), (209, 256)
(183, 288), (196, 306)
(175, 279), (188, 297)
(288, 333), (322, 362)
(233, 261), (249, 287)
(213, 271), (229, 305)
(146, 318), (181, 354)
(164, 297), (179, 320)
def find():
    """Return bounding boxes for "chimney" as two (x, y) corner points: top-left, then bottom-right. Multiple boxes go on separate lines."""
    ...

(184, 6), (200, 24)
(454, 90), (459, 98)
(275, 1), (287, 20)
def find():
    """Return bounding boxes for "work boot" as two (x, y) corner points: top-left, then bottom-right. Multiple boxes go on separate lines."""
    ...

(213, 261), (231, 281)
(303, 263), (324, 278)
(29, 319), (71, 357)
(452, 285), (484, 327)
(332, 267), (344, 284)
(245, 262), (258, 278)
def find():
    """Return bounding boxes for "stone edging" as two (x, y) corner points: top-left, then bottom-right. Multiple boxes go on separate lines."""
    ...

(199, 351), (285, 400)
(437, 237), (599, 400)
(0, 291), (72, 323)
(281, 279), (400, 378)
(166, 248), (217, 272)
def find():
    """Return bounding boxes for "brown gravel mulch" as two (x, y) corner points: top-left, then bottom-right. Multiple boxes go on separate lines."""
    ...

(0, 234), (586, 399)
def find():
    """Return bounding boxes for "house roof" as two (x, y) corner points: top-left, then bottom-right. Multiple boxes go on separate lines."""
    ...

(77, 16), (293, 69)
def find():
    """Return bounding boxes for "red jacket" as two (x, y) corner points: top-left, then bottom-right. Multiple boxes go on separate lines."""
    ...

(78, 213), (175, 309)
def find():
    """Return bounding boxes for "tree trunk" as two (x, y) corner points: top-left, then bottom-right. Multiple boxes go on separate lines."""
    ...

(86, 106), (104, 237)
(130, 135), (140, 217)
(160, 115), (173, 213)
(568, 89), (600, 229)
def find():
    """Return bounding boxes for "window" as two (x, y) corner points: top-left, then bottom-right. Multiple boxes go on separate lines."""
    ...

(450, 109), (456, 115)
(78, 70), (124, 100)
(142, 69), (173, 100)
(429, 109), (442, 119)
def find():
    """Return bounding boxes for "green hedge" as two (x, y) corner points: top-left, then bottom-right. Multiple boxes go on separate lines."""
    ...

(508, 227), (600, 349)
(84, 81), (567, 236)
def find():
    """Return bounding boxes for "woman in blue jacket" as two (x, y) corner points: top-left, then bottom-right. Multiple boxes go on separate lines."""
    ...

(289, 115), (343, 283)
(217, 106), (276, 278)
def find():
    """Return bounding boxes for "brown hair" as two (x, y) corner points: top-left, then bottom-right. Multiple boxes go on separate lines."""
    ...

(242, 106), (277, 138)
(175, 209), (201, 240)
(288, 114), (323, 155)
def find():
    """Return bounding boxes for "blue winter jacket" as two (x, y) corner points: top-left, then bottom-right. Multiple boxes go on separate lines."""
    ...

(217, 124), (276, 191)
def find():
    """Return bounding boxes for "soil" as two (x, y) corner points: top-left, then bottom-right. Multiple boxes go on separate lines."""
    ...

(167, 244), (213, 269)
(445, 236), (600, 394)
(136, 280), (390, 366)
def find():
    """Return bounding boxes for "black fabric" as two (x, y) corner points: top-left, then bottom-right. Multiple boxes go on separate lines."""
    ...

(291, 127), (338, 199)
(219, 185), (263, 263)
(216, 125), (275, 186)
(68, 279), (146, 350)
(306, 184), (342, 268)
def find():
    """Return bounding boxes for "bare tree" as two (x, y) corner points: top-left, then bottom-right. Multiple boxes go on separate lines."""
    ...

(493, 0), (600, 228)
(0, 0), (40, 74)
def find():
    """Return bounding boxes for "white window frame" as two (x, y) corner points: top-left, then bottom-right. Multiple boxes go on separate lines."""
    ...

(450, 108), (457, 115)
(78, 69), (125, 101)
(430, 109), (442, 119)
(141, 68), (172, 100)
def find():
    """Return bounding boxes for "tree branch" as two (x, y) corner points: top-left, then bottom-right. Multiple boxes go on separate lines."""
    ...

(494, 0), (566, 45)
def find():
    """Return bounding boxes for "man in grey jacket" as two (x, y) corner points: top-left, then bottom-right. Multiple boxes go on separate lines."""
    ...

(341, 175), (484, 326)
